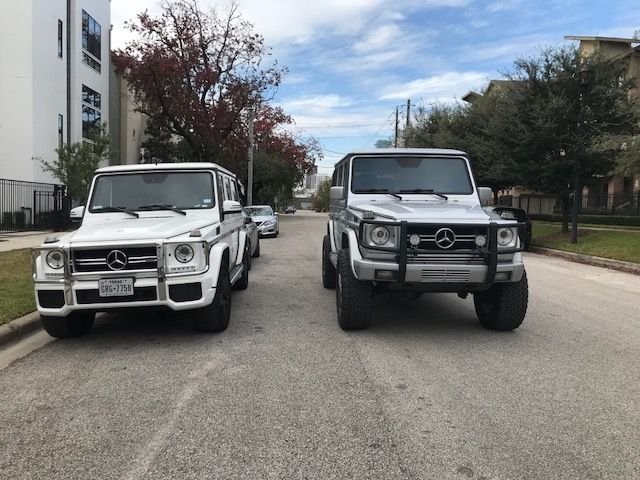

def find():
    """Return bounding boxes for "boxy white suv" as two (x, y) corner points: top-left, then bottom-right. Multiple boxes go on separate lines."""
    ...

(33, 163), (251, 337)
(322, 149), (528, 331)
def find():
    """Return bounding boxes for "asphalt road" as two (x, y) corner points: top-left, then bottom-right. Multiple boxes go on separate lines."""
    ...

(1, 211), (639, 480)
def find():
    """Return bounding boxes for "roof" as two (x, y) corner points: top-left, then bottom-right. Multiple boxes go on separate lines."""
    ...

(95, 162), (237, 178)
(565, 35), (639, 44)
(336, 148), (468, 165)
(462, 91), (481, 103)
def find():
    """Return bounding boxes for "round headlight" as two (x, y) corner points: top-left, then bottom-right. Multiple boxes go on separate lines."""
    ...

(371, 226), (391, 245)
(175, 244), (195, 263)
(475, 235), (487, 247)
(497, 228), (515, 246)
(409, 234), (421, 247)
(46, 250), (64, 269)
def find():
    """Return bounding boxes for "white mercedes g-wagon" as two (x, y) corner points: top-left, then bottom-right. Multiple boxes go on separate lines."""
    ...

(33, 163), (251, 337)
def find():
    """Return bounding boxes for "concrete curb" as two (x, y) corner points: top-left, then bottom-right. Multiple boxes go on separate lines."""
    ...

(529, 246), (640, 275)
(0, 312), (41, 348)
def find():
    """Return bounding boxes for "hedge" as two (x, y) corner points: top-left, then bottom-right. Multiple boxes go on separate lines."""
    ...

(529, 213), (640, 227)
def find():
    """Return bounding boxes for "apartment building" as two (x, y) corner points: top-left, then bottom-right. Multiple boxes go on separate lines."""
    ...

(565, 36), (640, 210)
(0, 0), (110, 183)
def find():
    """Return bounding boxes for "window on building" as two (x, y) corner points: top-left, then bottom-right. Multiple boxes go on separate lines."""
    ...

(58, 114), (64, 150)
(82, 85), (101, 109)
(82, 85), (101, 140)
(81, 10), (101, 72)
(82, 106), (101, 140)
(57, 20), (63, 58)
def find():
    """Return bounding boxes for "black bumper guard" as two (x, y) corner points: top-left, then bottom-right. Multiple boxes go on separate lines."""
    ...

(358, 220), (527, 285)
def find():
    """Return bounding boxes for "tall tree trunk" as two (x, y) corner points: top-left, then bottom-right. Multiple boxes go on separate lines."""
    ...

(570, 170), (581, 244)
(561, 195), (570, 233)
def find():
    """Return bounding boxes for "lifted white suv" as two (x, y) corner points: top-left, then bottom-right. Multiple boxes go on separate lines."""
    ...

(33, 163), (251, 337)
(322, 149), (528, 331)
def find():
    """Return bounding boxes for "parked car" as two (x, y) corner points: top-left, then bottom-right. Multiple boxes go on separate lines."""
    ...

(244, 205), (279, 237)
(32, 162), (252, 338)
(285, 206), (296, 214)
(322, 148), (528, 332)
(242, 208), (261, 263)
(484, 206), (532, 251)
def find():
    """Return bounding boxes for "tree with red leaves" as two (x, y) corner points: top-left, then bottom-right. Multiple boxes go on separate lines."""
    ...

(113, 0), (283, 164)
(113, 0), (320, 205)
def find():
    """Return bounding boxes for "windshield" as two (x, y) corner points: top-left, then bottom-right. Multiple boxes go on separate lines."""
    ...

(244, 206), (273, 216)
(350, 156), (473, 195)
(89, 171), (215, 212)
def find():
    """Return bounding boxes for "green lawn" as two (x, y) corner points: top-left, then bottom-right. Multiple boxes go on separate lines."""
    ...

(531, 222), (640, 264)
(0, 249), (35, 326)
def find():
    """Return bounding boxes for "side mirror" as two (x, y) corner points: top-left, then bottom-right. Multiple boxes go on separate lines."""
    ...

(330, 186), (345, 201)
(70, 205), (85, 222)
(477, 187), (493, 206)
(223, 200), (242, 214)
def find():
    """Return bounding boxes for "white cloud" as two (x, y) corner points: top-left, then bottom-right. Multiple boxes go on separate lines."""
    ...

(379, 71), (489, 102)
(282, 94), (354, 112)
(486, 0), (522, 13)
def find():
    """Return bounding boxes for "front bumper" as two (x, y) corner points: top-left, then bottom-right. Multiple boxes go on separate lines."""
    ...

(34, 272), (217, 317)
(353, 255), (525, 286)
(257, 224), (277, 236)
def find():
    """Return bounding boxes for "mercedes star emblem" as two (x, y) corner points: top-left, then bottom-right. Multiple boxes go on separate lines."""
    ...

(106, 250), (128, 270)
(434, 228), (456, 249)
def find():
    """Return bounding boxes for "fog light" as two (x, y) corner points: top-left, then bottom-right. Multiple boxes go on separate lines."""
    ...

(475, 235), (487, 247)
(495, 272), (511, 281)
(409, 234), (421, 247)
(375, 269), (397, 281)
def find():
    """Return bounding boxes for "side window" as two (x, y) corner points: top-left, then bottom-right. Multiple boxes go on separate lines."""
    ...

(216, 174), (225, 206)
(336, 165), (343, 187)
(223, 176), (232, 201)
(332, 170), (337, 186)
(231, 180), (239, 201)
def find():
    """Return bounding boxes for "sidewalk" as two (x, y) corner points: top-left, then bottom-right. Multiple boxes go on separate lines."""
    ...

(0, 231), (54, 252)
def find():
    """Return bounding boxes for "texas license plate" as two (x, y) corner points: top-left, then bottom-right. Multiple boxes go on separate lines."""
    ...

(99, 278), (134, 297)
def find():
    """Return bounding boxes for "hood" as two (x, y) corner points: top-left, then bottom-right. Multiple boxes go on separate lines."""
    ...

(351, 200), (490, 223)
(70, 215), (216, 243)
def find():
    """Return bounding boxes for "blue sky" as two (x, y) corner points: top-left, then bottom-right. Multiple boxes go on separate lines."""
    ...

(112, 0), (640, 173)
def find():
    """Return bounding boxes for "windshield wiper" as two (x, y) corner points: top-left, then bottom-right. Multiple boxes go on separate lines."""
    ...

(353, 188), (402, 200)
(398, 189), (448, 200)
(92, 206), (139, 218)
(137, 204), (187, 215)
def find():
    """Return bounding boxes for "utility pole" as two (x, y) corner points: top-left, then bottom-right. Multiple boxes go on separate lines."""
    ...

(247, 108), (254, 205)
(405, 99), (411, 147)
(394, 107), (399, 148)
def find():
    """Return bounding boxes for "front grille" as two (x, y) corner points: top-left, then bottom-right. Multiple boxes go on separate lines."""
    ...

(406, 225), (488, 251)
(72, 246), (158, 273)
(405, 225), (489, 265)
(421, 269), (471, 282)
(76, 286), (157, 304)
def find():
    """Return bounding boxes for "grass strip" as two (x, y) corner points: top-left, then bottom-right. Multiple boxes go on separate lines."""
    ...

(531, 222), (640, 264)
(0, 249), (35, 326)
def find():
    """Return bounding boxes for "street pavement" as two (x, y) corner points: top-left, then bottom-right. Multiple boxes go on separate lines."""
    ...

(0, 211), (638, 480)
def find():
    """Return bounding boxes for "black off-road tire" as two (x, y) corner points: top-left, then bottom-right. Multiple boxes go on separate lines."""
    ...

(234, 246), (250, 291)
(252, 239), (260, 258)
(193, 262), (232, 332)
(474, 271), (528, 331)
(322, 235), (336, 289)
(336, 249), (372, 330)
(41, 311), (95, 338)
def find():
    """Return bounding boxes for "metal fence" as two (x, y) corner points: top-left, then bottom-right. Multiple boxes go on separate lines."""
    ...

(0, 178), (70, 234)
(500, 192), (640, 216)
